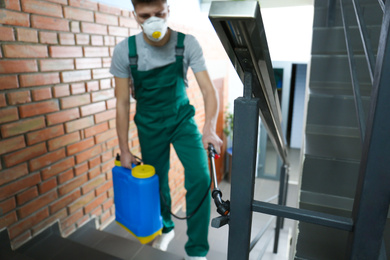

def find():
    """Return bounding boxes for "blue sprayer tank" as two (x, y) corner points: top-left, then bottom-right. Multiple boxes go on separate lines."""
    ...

(112, 157), (162, 244)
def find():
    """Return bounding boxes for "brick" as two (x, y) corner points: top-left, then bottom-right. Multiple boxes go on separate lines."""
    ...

(84, 47), (109, 57)
(1, 117), (45, 138)
(19, 73), (60, 87)
(119, 17), (138, 28)
(8, 208), (49, 239)
(81, 22), (107, 35)
(104, 36), (115, 46)
(75, 34), (90, 45)
(64, 6), (93, 22)
(39, 31), (58, 44)
(76, 145), (102, 164)
(1, 211), (17, 230)
(0, 107), (18, 124)
(3, 45), (48, 58)
(7, 90), (31, 105)
(69, 0), (98, 11)
(108, 26), (129, 37)
(0, 93), (5, 107)
(86, 81), (100, 92)
(16, 28), (38, 43)
(89, 156), (101, 169)
(0, 27), (15, 41)
(95, 129), (116, 144)
(0, 136), (25, 155)
(16, 186), (38, 205)
(92, 89), (114, 102)
(41, 157), (75, 180)
(48, 131), (80, 151)
(0, 164), (29, 188)
(102, 57), (111, 68)
(70, 83), (85, 95)
(91, 35), (104, 46)
(31, 87), (52, 101)
(84, 122), (109, 138)
(60, 93), (90, 109)
(2, 0), (21, 10)
(58, 174), (88, 196)
(46, 108), (80, 125)
(49, 189), (80, 214)
(101, 150), (113, 162)
(95, 12), (118, 26)
(59, 33), (75, 45)
(0, 9), (29, 27)
(74, 162), (88, 176)
(84, 192), (107, 214)
(0, 197), (16, 215)
(0, 172), (41, 201)
(19, 100), (59, 118)
(21, 0), (63, 18)
(94, 109), (115, 123)
(49, 46), (82, 58)
(53, 84), (70, 98)
(29, 148), (66, 172)
(67, 137), (95, 156)
(121, 10), (130, 17)
(102, 197), (113, 211)
(0, 75), (18, 89)
(92, 68), (111, 79)
(82, 175), (105, 195)
(18, 190), (57, 219)
(58, 169), (74, 184)
(45, 0), (67, 4)
(40, 59), (74, 72)
(95, 180), (112, 196)
(98, 3), (121, 15)
(88, 166), (101, 179)
(62, 208), (83, 230)
(101, 159), (114, 174)
(38, 177), (57, 193)
(61, 70), (91, 83)
(31, 208), (67, 236)
(80, 101), (106, 117)
(106, 99), (116, 109)
(90, 204), (102, 217)
(3, 143), (47, 168)
(75, 58), (102, 69)
(70, 21), (80, 33)
(31, 14), (69, 31)
(76, 214), (90, 228)
(106, 137), (119, 150)
(65, 116), (94, 133)
(0, 60), (38, 74)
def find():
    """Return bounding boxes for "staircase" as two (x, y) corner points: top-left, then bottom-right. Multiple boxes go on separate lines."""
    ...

(295, 0), (386, 259)
(0, 220), (183, 260)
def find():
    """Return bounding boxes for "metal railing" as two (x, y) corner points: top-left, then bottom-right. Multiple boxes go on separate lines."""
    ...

(209, 0), (390, 259)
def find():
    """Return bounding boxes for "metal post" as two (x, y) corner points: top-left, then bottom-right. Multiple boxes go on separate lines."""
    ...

(347, 1), (390, 259)
(273, 164), (287, 253)
(227, 72), (260, 260)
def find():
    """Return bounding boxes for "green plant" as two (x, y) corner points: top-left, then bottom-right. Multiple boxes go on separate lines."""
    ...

(223, 111), (234, 138)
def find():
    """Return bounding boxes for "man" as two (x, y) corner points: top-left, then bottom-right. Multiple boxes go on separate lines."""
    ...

(110, 0), (222, 259)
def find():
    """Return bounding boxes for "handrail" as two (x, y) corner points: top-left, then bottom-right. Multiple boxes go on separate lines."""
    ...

(340, 0), (367, 141)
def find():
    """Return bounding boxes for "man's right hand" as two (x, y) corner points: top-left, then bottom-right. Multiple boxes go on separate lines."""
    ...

(120, 151), (138, 169)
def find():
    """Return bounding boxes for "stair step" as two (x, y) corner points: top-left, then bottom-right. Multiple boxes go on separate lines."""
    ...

(68, 220), (183, 260)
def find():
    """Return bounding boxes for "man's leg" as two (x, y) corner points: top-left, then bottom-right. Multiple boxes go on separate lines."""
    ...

(172, 117), (211, 257)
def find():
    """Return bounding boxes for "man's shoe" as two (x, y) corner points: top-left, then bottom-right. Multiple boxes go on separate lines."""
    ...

(152, 230), (175, 251)
(185, 256), (207, 260)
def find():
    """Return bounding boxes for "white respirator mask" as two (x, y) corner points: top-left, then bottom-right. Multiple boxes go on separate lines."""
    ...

(140, 16), (168, 42)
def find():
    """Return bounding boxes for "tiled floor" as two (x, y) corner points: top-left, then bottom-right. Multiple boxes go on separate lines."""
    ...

(105, 148), (302, 260)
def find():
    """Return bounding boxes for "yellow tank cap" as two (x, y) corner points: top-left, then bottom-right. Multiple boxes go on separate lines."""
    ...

(132, 164), (155, 179)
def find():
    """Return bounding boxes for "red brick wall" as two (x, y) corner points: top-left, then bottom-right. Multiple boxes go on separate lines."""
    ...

(0, 0), (229, 248)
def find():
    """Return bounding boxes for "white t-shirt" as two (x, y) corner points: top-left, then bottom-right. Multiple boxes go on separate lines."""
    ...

(110, 30), (207, 87)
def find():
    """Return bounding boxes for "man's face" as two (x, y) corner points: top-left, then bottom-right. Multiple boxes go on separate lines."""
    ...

(133, 1), (169, 25)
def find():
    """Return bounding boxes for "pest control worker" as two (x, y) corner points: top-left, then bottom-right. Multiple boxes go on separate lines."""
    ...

(110, 0), (223, 259)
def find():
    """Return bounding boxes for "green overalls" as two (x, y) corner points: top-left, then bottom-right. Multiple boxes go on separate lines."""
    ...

(128, 33), (210, 257)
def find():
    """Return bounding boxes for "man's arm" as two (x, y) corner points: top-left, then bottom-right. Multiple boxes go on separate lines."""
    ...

(194, 70), (223, 154)
(115, 77), (138, 168)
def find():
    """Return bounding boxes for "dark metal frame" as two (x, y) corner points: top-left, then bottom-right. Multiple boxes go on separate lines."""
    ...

(209, 0), (390, 259)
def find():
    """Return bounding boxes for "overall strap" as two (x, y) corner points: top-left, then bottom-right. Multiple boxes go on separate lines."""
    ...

(128, 35), (138, 70)
(175, 32), (185, 58)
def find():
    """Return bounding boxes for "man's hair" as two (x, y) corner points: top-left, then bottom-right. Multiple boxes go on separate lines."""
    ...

(131, 0), (167, 8)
